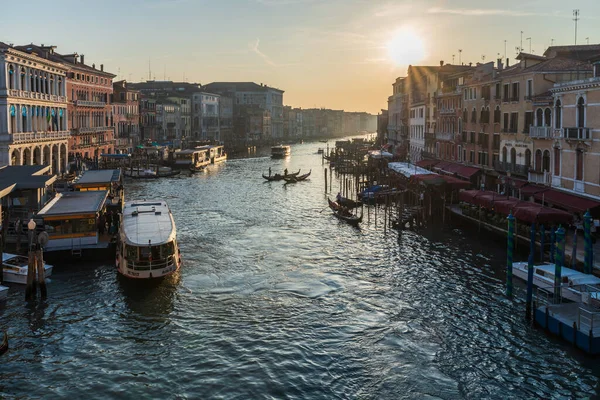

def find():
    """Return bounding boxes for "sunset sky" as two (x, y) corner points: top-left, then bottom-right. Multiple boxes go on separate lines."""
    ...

(3, 0), (600, 114)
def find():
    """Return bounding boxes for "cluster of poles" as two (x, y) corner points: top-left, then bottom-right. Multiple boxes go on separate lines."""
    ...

(505, 210), (595, 318)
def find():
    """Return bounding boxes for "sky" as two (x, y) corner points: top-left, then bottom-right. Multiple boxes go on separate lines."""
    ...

(2, 0), (600, 114)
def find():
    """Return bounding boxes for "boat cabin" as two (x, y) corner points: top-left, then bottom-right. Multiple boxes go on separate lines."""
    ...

(271, 145), (291, 158)
(71, 169), (123, 211)
(173, 148), (210, 169)
(36, 190), (111, 253)
(206, 145), (226, 163)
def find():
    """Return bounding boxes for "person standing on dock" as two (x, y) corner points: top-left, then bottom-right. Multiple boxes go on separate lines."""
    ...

(269, 167), (271, 177)
(284, 168), (288, 176)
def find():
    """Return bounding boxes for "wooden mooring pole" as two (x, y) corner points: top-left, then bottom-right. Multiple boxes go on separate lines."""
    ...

(324, 168), (328, 193)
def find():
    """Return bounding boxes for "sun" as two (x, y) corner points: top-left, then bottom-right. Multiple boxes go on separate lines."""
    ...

(386, 27), (426, 66)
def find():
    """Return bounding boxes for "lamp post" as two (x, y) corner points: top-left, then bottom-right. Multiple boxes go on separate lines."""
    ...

(28, 218), (37, 250)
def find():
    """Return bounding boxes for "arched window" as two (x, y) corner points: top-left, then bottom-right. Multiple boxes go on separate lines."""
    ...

(480, 107), (486, 123)
(494, 106), (501, 124)
(58, 77), (63, 96)
(502, 146), (507, 163)
(554, 147), (561, 176)
(21, 105), (27, 132)
(542, 150), (550, 172)
(458, 118), (462, 134)
(555, 99), (562, 129)
(577, 97), (585, 128)
(544, 108), (551, 127)
(536, 108), (543, 126)
(525, 148), (532, 169)
(9, 105), (16, 134)
(535, 149), (542, 171)
(8, 65), (14, 89)
(20, 67), (26, 89)
(471, 107), (477, 123)
(510, 147), (517, 169)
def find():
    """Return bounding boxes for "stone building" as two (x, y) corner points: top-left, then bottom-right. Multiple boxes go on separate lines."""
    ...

(112, 80), (140, 152)
(192, 92), (220, 142)
(0, 43), (70, 173)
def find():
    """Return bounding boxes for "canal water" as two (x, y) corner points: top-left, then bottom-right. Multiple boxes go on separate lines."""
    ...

(1, 138), (599, 399)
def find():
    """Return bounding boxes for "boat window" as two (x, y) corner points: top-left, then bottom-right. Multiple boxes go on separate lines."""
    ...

(126, 245), (137, 260)
(44, 218), (96, 235)
(535, 270), (545, 277)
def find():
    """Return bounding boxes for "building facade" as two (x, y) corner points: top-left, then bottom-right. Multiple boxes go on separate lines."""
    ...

(192, 92), (220, 142)
(0, 43), (70, 173)
(112, 80), (140, 152)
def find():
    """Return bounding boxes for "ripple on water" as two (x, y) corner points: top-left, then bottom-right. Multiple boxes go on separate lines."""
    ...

(1, 140), (599, 398)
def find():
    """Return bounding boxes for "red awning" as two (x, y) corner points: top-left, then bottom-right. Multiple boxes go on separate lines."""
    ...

(440, 163), (462, 174)
(472, 192), (506, 209)
(533, 189), (600, 217)
(493, 197), (522, 215)
(520, 184), (549, 197)
(512, 203), (573, 225)
(432, 161), (450, 171)
(458, 190), (497, 204)
(511, 179), (529, 188)
(441, 175), (471, 190)
(456, 165), (481, 179)
(416, 159), (439, 168)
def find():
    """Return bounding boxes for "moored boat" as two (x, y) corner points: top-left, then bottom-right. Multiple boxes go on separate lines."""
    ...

(2, 253), (53, 284)
(327, 198), (362, 226)
(271, 145), (291, 158)
(512, 262), (600, 303)
(117, 200), (181, 279)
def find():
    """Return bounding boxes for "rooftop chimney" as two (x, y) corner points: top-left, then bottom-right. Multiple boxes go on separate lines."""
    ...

(92, 63), (95, 69)
(100, 64), (104, 72)
(506, 58), (510, 67)
(80, 54), (85, 65)
(497, 58), (503, 72)
(440, 60), (444, 66)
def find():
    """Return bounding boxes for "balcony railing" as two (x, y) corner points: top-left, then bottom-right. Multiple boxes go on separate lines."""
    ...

(9, 89), (66, 103)
(7, 130), (71, 144)
(510, 96), (520, 102)
(529, 126), (553, 139)
(75, 100), (107, 108)
(528, 170), (552, 186)
(494, 160), (529, 176)
(440, 109), (456, 115)
(75, 126), (114, 134)
(563, 127), (591, 140)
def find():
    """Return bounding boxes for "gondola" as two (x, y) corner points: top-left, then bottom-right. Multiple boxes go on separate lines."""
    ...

(328, 198), (362, 226)
(335, 195), (362, 209)
(262, 169), (301, 181)
(0, 332), (7, 356)
(283, 170), (311, 183)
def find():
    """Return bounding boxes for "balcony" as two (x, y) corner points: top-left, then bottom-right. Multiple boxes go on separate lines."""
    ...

(494, 160), (529, 177)
(75, 126), (114, 134)
(524, 95), (533, 101)
(439, 108), (456, 115)
(436, 132), (454, 141)
(528, 170), (552, 186)
(3, 130), (71, 144)
(9, 89), (66, 103)
(75, 100), (107, 108)
(510, 96), (520, 102)
(529, 126), (553, 139)
(563, 127), (591, 140)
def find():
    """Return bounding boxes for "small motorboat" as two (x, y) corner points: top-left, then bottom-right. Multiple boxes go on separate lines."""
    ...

(2, 253), (53, 285)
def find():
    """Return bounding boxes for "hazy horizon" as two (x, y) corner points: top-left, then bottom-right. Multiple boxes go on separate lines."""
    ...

(3, 0), (599, 114)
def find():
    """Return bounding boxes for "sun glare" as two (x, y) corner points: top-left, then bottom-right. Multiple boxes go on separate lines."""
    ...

(386, 27), (426, 66)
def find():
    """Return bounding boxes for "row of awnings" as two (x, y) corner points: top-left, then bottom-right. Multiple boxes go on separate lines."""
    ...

(416, 160), (481, 180)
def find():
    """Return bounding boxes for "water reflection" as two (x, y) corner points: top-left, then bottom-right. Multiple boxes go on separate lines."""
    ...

(117, 272), (180, 317)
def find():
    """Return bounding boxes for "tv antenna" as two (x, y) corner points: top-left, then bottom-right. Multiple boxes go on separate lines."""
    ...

(452, 54), (455, 64)
(504, 40), (507, 59)
(458, 49), (462, 65)
(586, 37), (590, 44)
(573, 9), (580, 45)
(520, 31), (524, 53)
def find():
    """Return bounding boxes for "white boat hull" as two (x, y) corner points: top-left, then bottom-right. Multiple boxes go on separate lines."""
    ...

(117, 255), (180, 279)
(3, 264), (53, 285)
(512, 262), (589, 303)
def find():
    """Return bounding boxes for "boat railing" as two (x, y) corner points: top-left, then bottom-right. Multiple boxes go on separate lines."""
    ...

(127, 255), (176, 271)
(535, 284), (563, 306)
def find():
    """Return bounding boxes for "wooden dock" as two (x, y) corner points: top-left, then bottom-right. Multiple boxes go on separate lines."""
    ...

(535, 302), (600, 354)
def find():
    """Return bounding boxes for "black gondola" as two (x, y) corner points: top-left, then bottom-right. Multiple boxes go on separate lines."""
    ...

(262, 169), (301, 181)
(0, 332), (8, 356)
(335, 195), (362, 209)
(283, 170), (311, 183)
(189, 165), (206, 174)
(328, 198), (362, 226)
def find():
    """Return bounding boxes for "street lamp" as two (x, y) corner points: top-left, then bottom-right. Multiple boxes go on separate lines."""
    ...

(28, 219), (37, 250)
